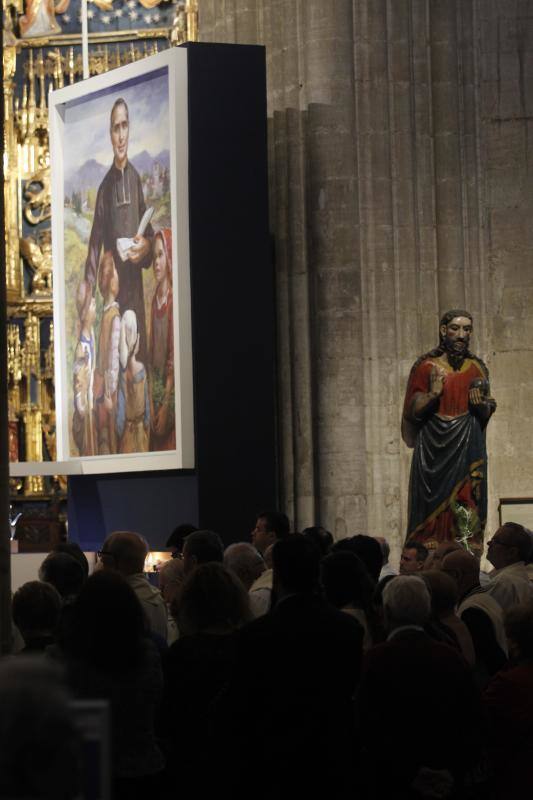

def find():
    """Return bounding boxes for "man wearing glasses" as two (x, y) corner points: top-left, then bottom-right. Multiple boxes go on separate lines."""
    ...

(486, 522), (533, 610)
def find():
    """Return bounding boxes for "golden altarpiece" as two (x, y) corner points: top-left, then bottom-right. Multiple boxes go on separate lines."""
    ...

(3, 0), (198, 547)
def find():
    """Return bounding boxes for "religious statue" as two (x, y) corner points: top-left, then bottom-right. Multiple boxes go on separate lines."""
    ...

(19, 0), (70, 39)
(402, 310), (496, 555)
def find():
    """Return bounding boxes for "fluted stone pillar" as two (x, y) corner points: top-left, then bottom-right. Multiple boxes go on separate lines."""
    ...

(199, 1), (533, 562)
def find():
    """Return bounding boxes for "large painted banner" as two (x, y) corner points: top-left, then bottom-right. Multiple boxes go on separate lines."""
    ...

(50, 49), (193, 473)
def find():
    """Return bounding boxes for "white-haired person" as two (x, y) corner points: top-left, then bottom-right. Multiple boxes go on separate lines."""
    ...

(357, 576), (488, 798)
(223, 542), (265, 591)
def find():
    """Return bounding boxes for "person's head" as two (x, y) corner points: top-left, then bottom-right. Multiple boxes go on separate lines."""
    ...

(487, 522), (532, 570)
(182, 530), (224, 576)
(52, 542), (89, 580)
(98, 250), (119, 301)
(110, 97), (129, 169)
(166, 523), (199, 558)
(439, 309), (473, 370)
(420, 570), (459, 619)
(374, 536), (391, 567)
(400, 540), (428, 574)
(429, 540), (462, 570)
(63, 570), (146, 671)
(251, 510), (290, 554)
(441, 549), (480, 597)
(331, 535), (382, 582)
(321, 550), (374, 612)
(76, 279), (95, 328)
(98, 530), (148, 576)
(301, 526), (334, 557)
(119, 309), (139, 369)
(382, 576), (431, 631)
(12, 581), (62, 643)
(223, 542), (265, 591)
(504, 602), (533, 662)
(158, 558), (185, 607)
(39, 553), (85, 601)
(153, 229), (172, 288)
(0, 659), (81, 800)
(272, 535), (320, 598)
(173, 562), (251, 636)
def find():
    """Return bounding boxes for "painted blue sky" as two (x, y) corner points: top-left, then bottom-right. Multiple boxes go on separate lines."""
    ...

(63, 69), (169, 180)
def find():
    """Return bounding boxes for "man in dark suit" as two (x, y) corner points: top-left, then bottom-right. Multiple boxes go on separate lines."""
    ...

(357, 575), (487, 798)
(223, 535), (363, 800)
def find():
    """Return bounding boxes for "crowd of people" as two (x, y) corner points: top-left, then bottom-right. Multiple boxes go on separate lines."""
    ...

(4, 514), (533, 799)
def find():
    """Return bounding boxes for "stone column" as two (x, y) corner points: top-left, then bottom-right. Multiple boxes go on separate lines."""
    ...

(199, 1), (533, 555)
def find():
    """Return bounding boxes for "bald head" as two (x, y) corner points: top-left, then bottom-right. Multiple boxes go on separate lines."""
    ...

(441, 550), (480, 597)
(101, 531), (148, 576)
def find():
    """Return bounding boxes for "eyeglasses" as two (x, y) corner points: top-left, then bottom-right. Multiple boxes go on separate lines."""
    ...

(97, 550), (116, 560)
(171, 552), (184, 560)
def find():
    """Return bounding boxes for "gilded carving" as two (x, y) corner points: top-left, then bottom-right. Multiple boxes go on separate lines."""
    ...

(3, 0), (199, 495)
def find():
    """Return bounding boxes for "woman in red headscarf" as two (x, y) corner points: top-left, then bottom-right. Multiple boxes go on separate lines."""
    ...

(149, 228), (176, 451)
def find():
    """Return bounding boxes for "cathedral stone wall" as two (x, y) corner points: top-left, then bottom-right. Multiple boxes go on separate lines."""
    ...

(199, 0), (533, 563)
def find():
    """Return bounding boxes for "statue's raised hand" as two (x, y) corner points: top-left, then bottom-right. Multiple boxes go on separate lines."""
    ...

(429, 365), (446, 397)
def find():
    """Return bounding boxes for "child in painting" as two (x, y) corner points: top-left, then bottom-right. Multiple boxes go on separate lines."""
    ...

(116, 309), (150, 453)
(94, 251), (120, 454)
(149, 228), (175, 451)
(72, 279), (97, 456)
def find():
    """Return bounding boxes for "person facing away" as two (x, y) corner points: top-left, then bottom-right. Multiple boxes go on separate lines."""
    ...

(321, 549), (378, 650)
(441, 549), (508, 686)
(181, 529), (224, 576)
(331, 534), (384, 582)
(39, 552), (86, 603)
(484, 601), (533, 798)
(158, 557), (184, 644)
(160, 563), (251, 796)
(98, 530), (168, 642)
(0, 658), (82, 800)
(223, 541), (265, 591)
(357, 576), (488, 798)
(221, 535), (364, 800)
(421, 569), (476, 666)
(12, 580), (62, 653)
(55, 570), (165, 800)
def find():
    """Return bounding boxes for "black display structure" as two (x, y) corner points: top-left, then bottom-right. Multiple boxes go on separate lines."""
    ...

(68, 43), (277, 551)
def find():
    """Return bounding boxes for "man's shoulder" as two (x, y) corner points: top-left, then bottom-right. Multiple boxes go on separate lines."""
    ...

(409, 355), (436, 373)
(126, 160), (142, 181)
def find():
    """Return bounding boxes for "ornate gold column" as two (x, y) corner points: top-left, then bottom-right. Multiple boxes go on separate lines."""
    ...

(3, 32), (22, 302)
